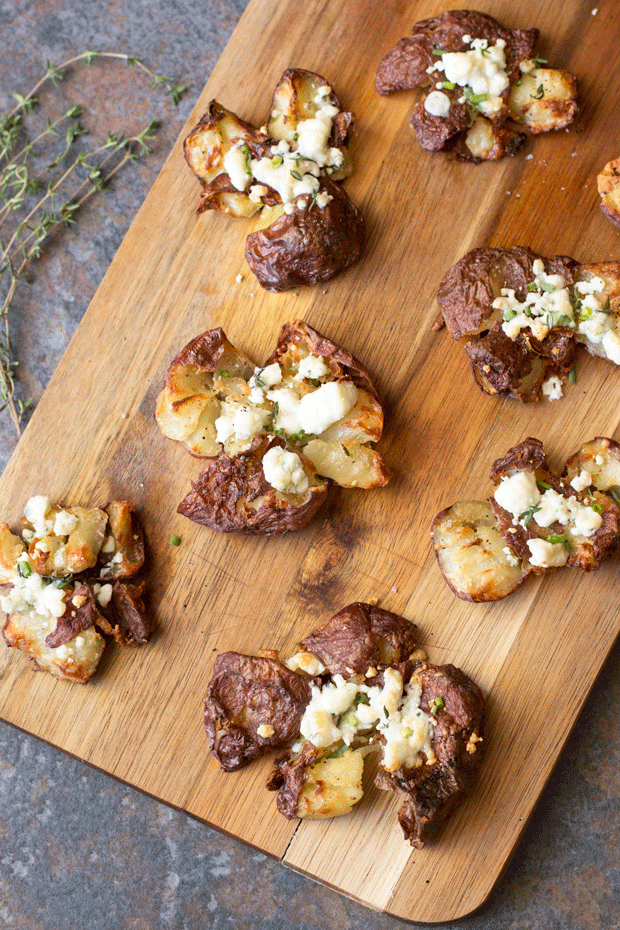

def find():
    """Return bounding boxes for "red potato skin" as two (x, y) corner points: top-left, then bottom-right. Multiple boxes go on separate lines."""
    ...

(245, 181), (366, 292)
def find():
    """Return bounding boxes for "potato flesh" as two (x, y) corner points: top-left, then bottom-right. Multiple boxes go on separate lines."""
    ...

(432, 500), (526, 602)
(303, 439), (386, 489)
(598, 157), (620, 228)
(508, 69), (578, 133)
(3, 610), (106, 683)
(296, 747), (365, 819)
(566, 439), (620, 493)
(0, 524), (25, 583)
(465, 117), (498, 160)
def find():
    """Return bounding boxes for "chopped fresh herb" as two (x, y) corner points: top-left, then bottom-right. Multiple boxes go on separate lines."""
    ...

(403, 727), (413, 739)
(271, 154), (283, 167)
(17, 560), (32, 577)
(384, 706), (389, 718)
(432, 49), (446, 56)
(537, 479), (552, 490)
(520, 503), (542, 526)
(308, 191), (317, 210)
(547, 533), (567, 544)
(610, 488), (620, 506)
(293, 132), (299, 141)
(328, 744), (348, 759)
(442, 80), (456, 90)
(309, 378), (321, 387)
(355, 693), (370, 705)
(170, 535), (181, 546)
(592, 501), (603, 513)
(341, 444), (351, 457)
(527, 281), (539, 292)
(557, 315), (573, 327)
(531, 84), (545, 100)
(504, 309), (518, 321)
(240, 144), (249, 155)
(55, 578), (72, 589)
(345, 713), (359, 727)
(271, 401), (279, 421)
(290, 169), (303, 181)
(531, 57), (548, 65)
(524, 307), (532, 317)
(219, 369), (229, 378)
(569, 368), (576, 384)
(578, 306), (593, 322)
(516, 79), (523, 86)
(253, 367), (266, 388)
(540, 281), (556, 293)
(430, 696), (444, 715)
(601, 296), (612, 314)
(464, 88), (487, 111)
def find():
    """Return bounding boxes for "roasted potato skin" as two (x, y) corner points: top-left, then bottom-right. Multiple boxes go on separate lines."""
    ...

(45, 584), (102, 649)
(375, 662), (484, 849)
(245, 180), (365, 292)
(376, 10), (537, 96)
(300, 602), (420, 677)
(96, 581), (152, 646)
(177, 436), (328, 536)
(598, 157), (620, 229)
(204, 652), (317, 771)
(99, 500), (145, 580)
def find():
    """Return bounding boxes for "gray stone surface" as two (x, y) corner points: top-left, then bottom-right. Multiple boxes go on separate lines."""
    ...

(0, 2), (619, 928)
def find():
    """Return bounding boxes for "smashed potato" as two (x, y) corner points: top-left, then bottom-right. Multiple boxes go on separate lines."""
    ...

(204, 603), (485, 848)
(1, 496), (153, 682)
(375, 10), (578, 163)
(156, 320), (390, 536)
(184, 69), (365, 291)
(598, 157), (620, 229)
(437, 246), (620, 403)
(432, 438), (620, 601)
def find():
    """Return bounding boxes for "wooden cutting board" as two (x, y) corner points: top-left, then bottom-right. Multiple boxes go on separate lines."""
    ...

(1, 0), (619, 921)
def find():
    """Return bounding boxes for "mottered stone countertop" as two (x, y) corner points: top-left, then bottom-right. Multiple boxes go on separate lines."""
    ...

(0, 2), (619, 928)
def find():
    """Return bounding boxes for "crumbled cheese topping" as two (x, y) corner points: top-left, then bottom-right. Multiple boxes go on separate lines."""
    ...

(223, 143), (252, 191)
(285, 651), (326, 676)
(527, 537), (569, 568)
(542, 376), (563, 402)
(494, 471), (603, 537)
(294, 353), (330, 382)
(24, 495), (54, 538)
(297, 381), (357, 435)
(570, 469), (593, 492)
(251, 146), (321, 203)
(0, 569), (67, 624)
(248, 184), (268, 204)
(424, 90), (451, 118)
(434, 36), (509, 118)
(92, 582), (113, 608)
(299, 668), (435, 772)
(502, 546), (520, 567)
(262, 446), (309, 495)
(315, 192), (333, 209)
(53, 510), (78, 537)
(215, 401), (270, 449)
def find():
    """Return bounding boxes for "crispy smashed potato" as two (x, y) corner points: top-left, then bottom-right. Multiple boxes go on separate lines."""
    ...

(432, 437), (620, 601)
(156, 320), (390, 536)
(598, 157), (620, 229)
(204, 603), (484, 848)
(375, 10), (578, 163)
(0, 496), (152, 682)
(184, 68), (365, 291)
(437, 246), (620, 403)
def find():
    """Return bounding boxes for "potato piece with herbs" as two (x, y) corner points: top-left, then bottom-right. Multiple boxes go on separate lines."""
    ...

(508, 68), (578, 133)
(0, 524), (26, 583)
(565, 437), (620, 500)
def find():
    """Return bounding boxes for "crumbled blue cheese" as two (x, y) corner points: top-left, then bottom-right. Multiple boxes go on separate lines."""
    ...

(299, 668), (436, 772)
(434, 36), (509, 118)
(570, 469), (593, 492)
(251, 145), (321, 203)
(542, 376), (563, 401)
(53, 510), (78, 537)
(527, 537), (569, 568)
(266, 385), (303, 434)
(0, 570), (67, 624)
(297, 381), (357, 435)
(424, 90), (451, 118)
(494, 471), (540, 519)
(574, 277), (620, 363)
(248, 184), (268, 204)
(494, 259), (574, 342)
(223, 143), (252, 191)
(494, 471), (603, 537)
(295, 101), (344, 168)
(294, 353), (330, 382)
(92, 582), (113, 608)
(315, 192), (333, 209)
(24, 496), (54, 538)
(262, 446), (309, 495)
(215, 401), (270, 449)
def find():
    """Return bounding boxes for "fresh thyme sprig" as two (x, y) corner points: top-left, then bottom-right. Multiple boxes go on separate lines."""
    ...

(0, 52), (186, 436)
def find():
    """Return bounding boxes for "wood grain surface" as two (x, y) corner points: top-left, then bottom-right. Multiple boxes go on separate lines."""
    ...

(1, 0), (619, 921)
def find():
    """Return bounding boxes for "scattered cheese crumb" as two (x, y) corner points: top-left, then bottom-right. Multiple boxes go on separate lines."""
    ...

(592, 7), (598, 14)
(121, 413), (128, 419)
(235, 273), (243, 283)
(525, 154), (533, 160)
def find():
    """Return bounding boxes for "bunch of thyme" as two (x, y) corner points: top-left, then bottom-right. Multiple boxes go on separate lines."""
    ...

(0, 51), (186, 435)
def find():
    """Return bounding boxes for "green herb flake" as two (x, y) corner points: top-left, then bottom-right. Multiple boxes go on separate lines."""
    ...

(341, 444), (351, 457)
(504, 309), (518, 321)
(520, 503), (542, 526)
(547, 533), (567, 544)
(540, 281), (556, 293)
(531, 84), (545, 100)
(403, 727), (413, 739)
(432, 49), (446, 56)
(442, 80), (456, 91)
(610, 488), (620, 506)
(169, 535), (181, 546)
(601, 296), (612, 314)
(592, 501), (603, 513)
(537, 479), (552, 490)
(328, 744), (348, 759)
(527, 281), (539, 292)
(219, 369), (229, 378)
(290, 169), (303, 181)
(355, 693), (370, 705)
(557, 315), (573, 327)
(430, 696), (444, 716)
(569, 368), (576, 384)
(17, 560), (32, 577)
(271, 154), (283, 167)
